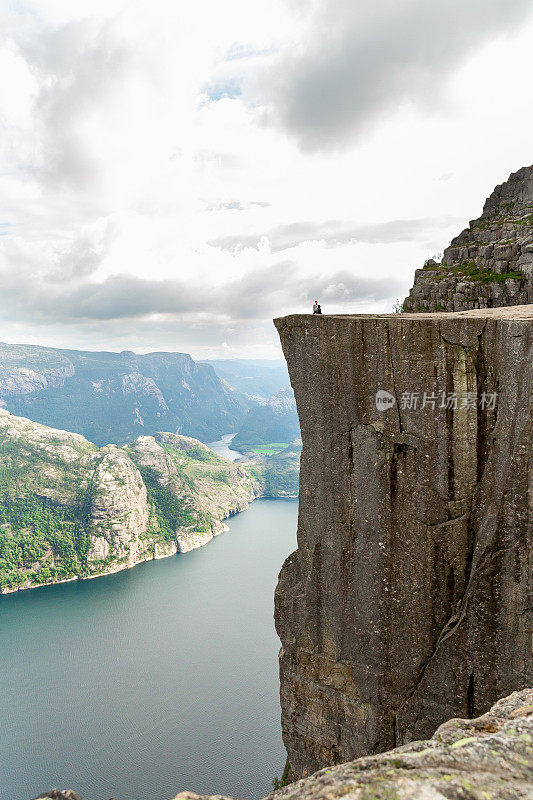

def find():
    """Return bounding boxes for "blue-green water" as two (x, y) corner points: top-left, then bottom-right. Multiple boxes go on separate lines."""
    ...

(0, 499), (298, 800)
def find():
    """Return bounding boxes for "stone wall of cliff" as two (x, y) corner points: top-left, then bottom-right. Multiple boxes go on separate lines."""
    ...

(403, 165), (533, 312)
(274, 306), (532, 779)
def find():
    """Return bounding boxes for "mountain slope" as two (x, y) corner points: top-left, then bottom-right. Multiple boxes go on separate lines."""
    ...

(230, 387), (300, 452)
(404, 164), (533, 312)
(0, 344), (248, 446)
(200, 359), (290, 401)
(0, 409), (261, 593)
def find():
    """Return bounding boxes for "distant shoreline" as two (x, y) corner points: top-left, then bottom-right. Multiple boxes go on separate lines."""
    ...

(0, 495), (298, 597)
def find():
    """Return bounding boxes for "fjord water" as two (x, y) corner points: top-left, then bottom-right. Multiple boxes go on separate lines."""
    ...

(206, 432), (240, 461)
(1, 499), (297, 800)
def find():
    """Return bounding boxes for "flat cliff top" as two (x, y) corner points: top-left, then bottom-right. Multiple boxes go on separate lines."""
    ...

(275, 304), (533, 325)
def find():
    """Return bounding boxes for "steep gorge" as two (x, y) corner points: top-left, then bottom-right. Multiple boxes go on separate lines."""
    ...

(274, 305), (532, 779)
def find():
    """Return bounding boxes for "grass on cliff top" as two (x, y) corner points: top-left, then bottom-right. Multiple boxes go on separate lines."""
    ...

(422, 260), (524, 284)
(244, 442), (300, 498)
(506, 212), (533, 226)
(158, 440), (241, 488)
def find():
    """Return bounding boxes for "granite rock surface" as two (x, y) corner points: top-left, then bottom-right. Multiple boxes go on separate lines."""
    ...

(274, 306), (532, 778)
(404, 165), (533, 312)
(262, 688), (533, 800)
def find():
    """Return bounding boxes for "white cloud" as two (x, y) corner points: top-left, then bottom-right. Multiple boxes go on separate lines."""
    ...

(252, 0), (533, 151)
(0, 1), (532, 358)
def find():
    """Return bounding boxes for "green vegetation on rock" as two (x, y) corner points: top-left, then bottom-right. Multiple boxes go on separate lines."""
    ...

(0, 497), (90, 589)
(404, 165), (533, 312)
(0, 409), (298, 592)
(137, 466), (208, 541)
(431, 260), (525, 284)
(231, 388), (300, 453)
(244, 442), (301, 498)
(251, 443), (289, 455)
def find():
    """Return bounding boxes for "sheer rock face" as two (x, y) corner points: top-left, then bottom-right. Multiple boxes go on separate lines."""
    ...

(264, 689), (533, 800)
(88, 445), (150, 566)
(404, 165), (533, 312)
(274, 306), (533, 779)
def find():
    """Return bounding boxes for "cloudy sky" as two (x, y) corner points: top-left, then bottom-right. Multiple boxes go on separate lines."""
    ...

(1, 0), (533, 358)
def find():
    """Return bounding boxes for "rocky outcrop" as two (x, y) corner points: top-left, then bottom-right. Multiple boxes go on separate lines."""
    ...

(128, 433), (184, 485)
(0, 344), (75, 402)
(0, 409), (155, 589)
(274, 306), (532, 778)
(121, 371), (169, 411)
(127, 432), (261, 552)
(88, 445), (150, 567)
(33, 689), (533, 800)
(262, 689), (533, 800)
(404, 165), (533, 312)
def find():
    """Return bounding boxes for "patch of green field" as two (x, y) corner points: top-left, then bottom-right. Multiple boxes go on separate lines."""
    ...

(251, 442), (289, 455)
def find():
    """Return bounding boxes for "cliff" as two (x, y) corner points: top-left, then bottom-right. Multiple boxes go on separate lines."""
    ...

(274, 306), (532, 778)
(125, 432), (260, 553)
(404, 165), (533, 312)
(34, 688), (533, 799)
(0, 410), (262, 592)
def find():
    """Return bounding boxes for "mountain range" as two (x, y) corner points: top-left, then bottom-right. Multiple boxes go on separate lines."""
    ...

(231, 386), (300, 452)
(0, 345), (301, 454)
(0, 344), (249, 446)
(200, 359), (291, 401)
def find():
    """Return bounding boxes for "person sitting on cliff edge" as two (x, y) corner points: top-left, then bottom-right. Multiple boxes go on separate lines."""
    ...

(313, 300), (319, 313)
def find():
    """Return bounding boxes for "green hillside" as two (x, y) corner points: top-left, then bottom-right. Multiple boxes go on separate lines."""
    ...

(0, 409), (298, 593)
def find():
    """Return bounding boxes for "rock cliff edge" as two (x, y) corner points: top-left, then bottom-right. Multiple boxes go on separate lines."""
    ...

(274, 306), (532, 778)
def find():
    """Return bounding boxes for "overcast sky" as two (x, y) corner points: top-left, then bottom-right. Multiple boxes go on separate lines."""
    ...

(1, 0), (533, 358)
